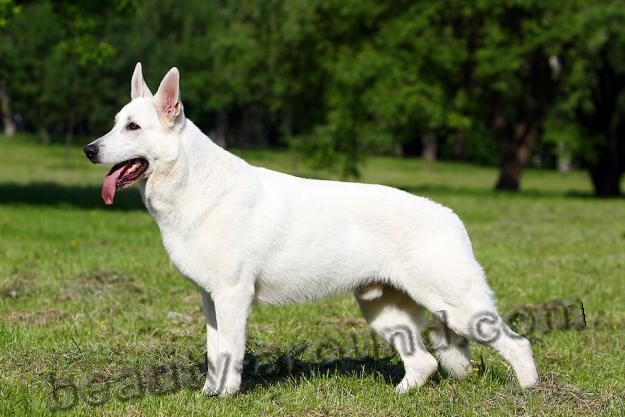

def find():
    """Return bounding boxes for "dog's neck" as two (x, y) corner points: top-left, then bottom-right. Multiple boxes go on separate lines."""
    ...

(141, 118), (250, 229)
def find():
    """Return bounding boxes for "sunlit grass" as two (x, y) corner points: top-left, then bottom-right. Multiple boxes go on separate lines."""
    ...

(0, 137), (624, 416)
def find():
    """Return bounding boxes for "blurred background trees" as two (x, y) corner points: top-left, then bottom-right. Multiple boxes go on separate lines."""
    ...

(1, 0), (624, 196)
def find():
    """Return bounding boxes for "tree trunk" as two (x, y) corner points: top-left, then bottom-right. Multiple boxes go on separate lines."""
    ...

(495, 141), (526, 191)
(494, 121), (539, 192)
(40, 126), (50, 146)
(490, 51), (555, 192)
(0, 80), (16, 136)
(556, 142), (571, 173)
(392, 142), (404, 157)
(452, 131), (466, 161)
(588, 133), (623, 197)
(421, 132), (437, 163)
(590, 165), (621, 197)
(239, 105), (267, 148)
(579, 49), (625, 197)
(66, 109), (75, 145)
(64, 109), (75, 166)
(281, 109), (293, 140)
(214, 110), (228, 148)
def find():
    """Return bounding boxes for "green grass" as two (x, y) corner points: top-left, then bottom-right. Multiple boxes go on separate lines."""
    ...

(1, 136), (624, 416)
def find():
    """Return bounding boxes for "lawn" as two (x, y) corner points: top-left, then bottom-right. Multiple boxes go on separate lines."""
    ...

(1, 136), (624, 416)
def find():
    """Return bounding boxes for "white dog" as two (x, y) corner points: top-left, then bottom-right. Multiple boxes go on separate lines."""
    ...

(84, 64), (538, 395)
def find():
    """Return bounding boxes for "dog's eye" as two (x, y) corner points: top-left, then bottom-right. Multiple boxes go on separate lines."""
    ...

(126, 122), (141, 131)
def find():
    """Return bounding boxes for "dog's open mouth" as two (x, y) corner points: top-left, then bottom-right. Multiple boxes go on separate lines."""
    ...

(102, 158), (149, 205)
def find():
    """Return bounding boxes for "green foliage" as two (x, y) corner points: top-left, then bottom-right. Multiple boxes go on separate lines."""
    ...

(4, 1), (61, 131)
(1, 0), (625, 191)
(0, 0), (19, 28)
(549, 1), (625, 157)
(298, 1), (472, 176)
(289, 0), (582, 176)
(542, 0), (625, 194)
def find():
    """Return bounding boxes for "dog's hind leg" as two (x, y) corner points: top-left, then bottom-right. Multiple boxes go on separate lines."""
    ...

(428, 315), (472, 379)
(355, 285), (438, 393)
(404, 266), (539, 389)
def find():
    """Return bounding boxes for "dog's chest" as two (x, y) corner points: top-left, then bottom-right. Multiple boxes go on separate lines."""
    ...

(161, 229), (205, 282)
(143, 181), (213, 286)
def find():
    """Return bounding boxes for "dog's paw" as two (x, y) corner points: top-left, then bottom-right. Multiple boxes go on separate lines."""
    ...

(395, 375), (426, 394)
(201, 379), (219, 397)
(396, 355), (438, 394)
(220, 374), (242, 396)
(201, 375), (241, 397)
(518, 366), (539, 389)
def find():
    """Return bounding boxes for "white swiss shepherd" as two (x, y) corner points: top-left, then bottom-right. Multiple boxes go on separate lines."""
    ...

(84, 64), (538, 396)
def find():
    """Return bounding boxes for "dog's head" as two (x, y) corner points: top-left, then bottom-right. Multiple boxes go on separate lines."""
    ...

(84, 63), (183, 205)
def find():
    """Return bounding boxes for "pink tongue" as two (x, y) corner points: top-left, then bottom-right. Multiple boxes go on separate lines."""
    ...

(102, 165), (126, 205)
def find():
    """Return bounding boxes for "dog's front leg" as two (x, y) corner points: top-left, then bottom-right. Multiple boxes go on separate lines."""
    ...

(200, 290), (220, 395)
(203, 282), (254, 396)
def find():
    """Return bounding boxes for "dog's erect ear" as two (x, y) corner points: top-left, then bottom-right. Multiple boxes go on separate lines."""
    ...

(154, 67), (181, 127)
(131, 63), (153, 99)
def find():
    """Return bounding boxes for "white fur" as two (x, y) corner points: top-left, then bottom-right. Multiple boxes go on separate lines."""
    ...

(87, 64), (539, 395)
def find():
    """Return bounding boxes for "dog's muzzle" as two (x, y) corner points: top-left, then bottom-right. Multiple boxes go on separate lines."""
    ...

(84, 144), (99, 163)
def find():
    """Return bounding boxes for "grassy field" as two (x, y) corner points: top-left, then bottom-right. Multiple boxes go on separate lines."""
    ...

(1, 136), (624, 416)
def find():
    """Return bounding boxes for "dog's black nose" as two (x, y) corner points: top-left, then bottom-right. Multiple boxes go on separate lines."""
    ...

(84, 144), (99, 162)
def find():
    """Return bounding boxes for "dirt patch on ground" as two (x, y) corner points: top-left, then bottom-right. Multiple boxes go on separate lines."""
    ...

(529, 373), (622, 413)
(3, 309), (67, 326)
(59, 269), (145, 300)
(482, 372), (623, 414)
(318, 317), (367, 327)
(0, 267), (38, 300)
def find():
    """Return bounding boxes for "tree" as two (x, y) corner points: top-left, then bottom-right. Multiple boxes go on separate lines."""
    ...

(289, 0), (575, 186)
(49, 1), (119, 146)
(124, 0), (281, 148)
(454, 0), (576, 191)
(291, 0), (470, 176)
(2, 0), (622, 201)
(0, 0), (18, 27)
(2, 0), (125, 143)
(0, 0), (20, 136)
(553, 1), (625, 196)
(3, 1), (61, 143)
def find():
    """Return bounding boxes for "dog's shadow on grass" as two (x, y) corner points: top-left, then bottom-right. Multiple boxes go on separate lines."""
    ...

(0, 182), (145, 210)
(240, 353), (407, 391)
(393, 183), (615, 200)
(232, 343), (504, 392)
(0, 181), (616, 212)
(232, 343), (466, 392)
